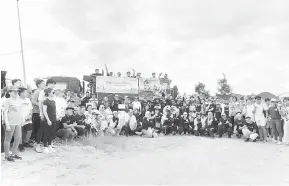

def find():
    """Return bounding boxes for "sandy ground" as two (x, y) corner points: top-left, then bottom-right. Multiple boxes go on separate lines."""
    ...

(1, 135), (289, 185)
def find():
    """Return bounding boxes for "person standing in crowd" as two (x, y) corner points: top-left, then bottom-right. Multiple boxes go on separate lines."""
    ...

(89, 93), (98, 110)
(132, 97), (141, 113)
(31, 79), (45, 140)
(229, 96), (238, 124)
(243, 98), (255, 122)
(263, 98), (272, 139)
(18, 87), (33, 151)
(34, 79), (56, 153)
(254, 96), (267, 142)
(280, 97), (289, 145)
(81, 92), (91, 106)
(243, 116), (258, 142)
(117, 72), (121, 77)
(2, 86), (23, 161)
(268, 99), (283, 145)
(36, 88), (57, 154)
(56, 107), (78, 142)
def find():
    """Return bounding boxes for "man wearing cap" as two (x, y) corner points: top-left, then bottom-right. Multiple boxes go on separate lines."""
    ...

(254, 96), (267, 142)
(243, 116), (258, 142)
(56, 107), (77, 143)
(268, 98), (283, 144)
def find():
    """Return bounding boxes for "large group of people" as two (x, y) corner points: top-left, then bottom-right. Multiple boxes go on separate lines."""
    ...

(1, 77), (289, 163)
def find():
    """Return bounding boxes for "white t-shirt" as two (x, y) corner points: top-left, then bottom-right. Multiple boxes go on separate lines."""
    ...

(55, 96), (67, 120)
(244, 105), (255, 121)
(254, 103), (265, 119)
(118, 111), (129, 129)
(132, 101), (141, 111)
(21, 98), (33, 125)
(129, 115), (137, 130)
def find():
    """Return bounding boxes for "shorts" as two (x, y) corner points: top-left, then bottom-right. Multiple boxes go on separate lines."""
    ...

(22, 123), (33, 131)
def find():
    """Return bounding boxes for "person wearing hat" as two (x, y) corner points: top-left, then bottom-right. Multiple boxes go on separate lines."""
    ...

(268, 98), (283, 144)
(55, 107), (77, 144)
(2, 86), (23, 161)
(254, 96), (267, 142)
(242, 116), (258, 142)
(217, 113), (233, 138)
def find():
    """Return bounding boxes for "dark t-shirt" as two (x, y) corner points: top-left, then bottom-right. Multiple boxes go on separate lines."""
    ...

(234, 118), (245, 130)
(60, 114), (75, 129)
(73, 114), (86, 125)
(245, 122), (258, 132)
(81, 96), (91, 106)
(43, 98), (57, 122)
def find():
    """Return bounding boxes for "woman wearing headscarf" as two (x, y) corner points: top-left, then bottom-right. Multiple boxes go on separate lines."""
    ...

(2, 86), (23, 161)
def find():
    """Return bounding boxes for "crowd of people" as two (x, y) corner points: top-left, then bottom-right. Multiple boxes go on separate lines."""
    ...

(1, 77), (289, 163)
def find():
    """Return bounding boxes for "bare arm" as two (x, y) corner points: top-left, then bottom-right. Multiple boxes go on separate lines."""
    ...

(43, 105), (51, 123)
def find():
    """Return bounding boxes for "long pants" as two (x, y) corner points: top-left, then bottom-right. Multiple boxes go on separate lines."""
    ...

(258, 126), (267, 141)
(31, 113), (41, 140)
(4, 125), (22, 157)
(283, 120), (289, 143)
(217, 125), (233, 137)
(141, 128), (153, 138)
(56, 128), (77, 139)
(75, 127), (85, 136)
(36, 120), (55, 147)
(270, 119), (283, 141)
(22, 123), (33, 144)
(242, 128), (258, 140)
(1, 122), (5, 152)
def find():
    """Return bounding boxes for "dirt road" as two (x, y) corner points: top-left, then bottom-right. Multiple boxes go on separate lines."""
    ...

(1, 136), (289, 185)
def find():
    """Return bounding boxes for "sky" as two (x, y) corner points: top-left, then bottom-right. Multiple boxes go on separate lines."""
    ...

(0, 0), (289, 95)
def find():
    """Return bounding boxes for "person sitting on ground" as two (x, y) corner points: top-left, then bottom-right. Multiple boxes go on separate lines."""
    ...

(90, 111), (101, 137)
(194, 113), (203, 136)
(110, 111), (120, 136)
(233, 112), (245, 138)
(181, 112), (192, 135)
(242, 116), (259, 142)
(56, 107), (77, 143)
(204, 112), (217, 138)
(99, 104), (109, 136)
(141, 111), (157, 138)
(72, 106), (86, 137)
(152, 106), (163, 133)
(173, 110), (182, 135)
(18, 87), (33, 152)
(218, 113), (233, 138)
(128, 109), (137, 136)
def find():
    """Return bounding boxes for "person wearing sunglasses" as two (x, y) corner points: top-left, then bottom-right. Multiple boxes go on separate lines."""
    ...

(35, 88), (57, 154)
(2, 86), (23, 161)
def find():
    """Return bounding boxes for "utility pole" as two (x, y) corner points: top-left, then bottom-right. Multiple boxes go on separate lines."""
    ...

(16, 0), (27, 85)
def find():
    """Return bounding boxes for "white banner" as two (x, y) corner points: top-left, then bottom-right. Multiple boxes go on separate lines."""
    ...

(95, 76), (138, 94)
